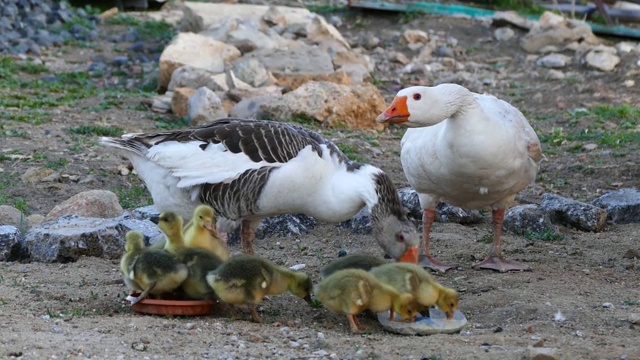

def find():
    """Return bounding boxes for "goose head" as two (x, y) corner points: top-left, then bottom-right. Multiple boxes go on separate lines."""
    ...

(376, 84), (471, 126)
(375, 215), (420, 264)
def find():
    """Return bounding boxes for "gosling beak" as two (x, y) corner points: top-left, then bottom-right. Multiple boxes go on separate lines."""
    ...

(376, 95), (409, 123)
(203, 220), (214, 231)
(446, 311), (454, 320)
(399, 246), (419, 264)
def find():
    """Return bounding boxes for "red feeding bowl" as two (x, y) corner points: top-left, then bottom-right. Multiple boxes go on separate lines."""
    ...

(128, 294), (216, 316)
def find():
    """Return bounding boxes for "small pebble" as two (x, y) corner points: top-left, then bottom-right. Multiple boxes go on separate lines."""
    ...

(602, 302), (613, 308)
(574, 330), (585, 338)
(317, 332), (325, 339)
(289, 341), (300, 348)
(184, 323), (196, 330)
(338, 249), (348, 257)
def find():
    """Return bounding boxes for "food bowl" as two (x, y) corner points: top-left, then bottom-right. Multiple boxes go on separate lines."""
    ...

(127, 294), (216, 316)
(377, 308), (467, 335)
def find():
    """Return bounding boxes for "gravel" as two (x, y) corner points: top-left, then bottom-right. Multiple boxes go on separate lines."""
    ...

(0, 0), (101, 55)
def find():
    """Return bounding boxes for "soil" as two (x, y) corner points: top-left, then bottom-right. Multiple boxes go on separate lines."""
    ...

(1, 3), (640, 360)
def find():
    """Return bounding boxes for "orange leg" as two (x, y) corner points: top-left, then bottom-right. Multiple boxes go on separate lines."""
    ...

(473, 208), (530, 272)
(418, 209), (458, 273)
(241, 219), (255, 254)
(347, 314), (361, 332)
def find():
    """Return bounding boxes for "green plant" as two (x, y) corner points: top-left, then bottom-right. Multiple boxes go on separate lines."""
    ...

(68, 125), (124, 137)
(135, 19), (175, 41)
(525, 229), (565, 242)
(336, 143), (365, 163)
(113, 184), (153, 209)
(45, 157), (70, 170)
(289, 113), (317, 126)
(309, 298), (323, 309)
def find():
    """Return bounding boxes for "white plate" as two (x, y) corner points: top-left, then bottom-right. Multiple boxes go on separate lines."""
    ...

(377, 308), (467, 335)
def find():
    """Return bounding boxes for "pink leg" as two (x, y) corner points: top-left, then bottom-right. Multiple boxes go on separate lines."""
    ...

(473, 208), (530, 272)
(418, 209), (458, 273)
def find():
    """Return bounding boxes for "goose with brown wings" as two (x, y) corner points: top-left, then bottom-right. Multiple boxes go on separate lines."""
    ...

(101, 118), (419, 263)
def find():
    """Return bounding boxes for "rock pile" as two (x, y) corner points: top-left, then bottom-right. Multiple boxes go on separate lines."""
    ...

(153, 2), (383, 130)
(0, 0), (101, 55)
(3, 185), (640, 263)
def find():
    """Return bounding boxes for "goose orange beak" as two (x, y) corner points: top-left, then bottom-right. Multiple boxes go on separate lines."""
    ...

(376, 95), (409, 123)
(399, 246), (419, 264)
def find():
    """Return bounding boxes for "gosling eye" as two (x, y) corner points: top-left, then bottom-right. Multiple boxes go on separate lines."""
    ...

(396, 233), (405, 243)
(413, 93), (421, 101)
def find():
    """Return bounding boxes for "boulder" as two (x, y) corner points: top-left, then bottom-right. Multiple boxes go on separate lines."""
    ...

(519, 12), (597, 53)
(227, 24), (278, 54)
(230, 95), (277, 119)
(436, 202), (483, 224)
(306, 14), (350, 50)
(158, 32), (241, 91)
(171, 87), (197, 118)
(188, 86), (227, 125)
(23, 214), (162, 263)
(20, 167), (55, 183)
(228, 213), (316, 244)
(503, 204), (558, 235)
(540, 193), (607, 232)
(592, 188), (640, 224)
(260, 81), (386, 130)
(338, 207), (372, 234)
(584, 46), (620, 72)
(45, 190), (124, 222)
(181, 2), (312, 33)
(0, 225), (21, 261)
(238, 46), (334, 78)
(0, 205), (28, 229)
(167, 65), (227, 92)
(232, 58), (271, 87)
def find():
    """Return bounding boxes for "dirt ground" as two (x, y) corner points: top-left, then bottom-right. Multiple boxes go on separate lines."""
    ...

(1, 3), (639, 360)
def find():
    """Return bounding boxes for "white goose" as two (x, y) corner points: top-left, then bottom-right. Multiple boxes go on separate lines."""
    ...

(101, 118), (419, 263)
(376, 84), (543, 273)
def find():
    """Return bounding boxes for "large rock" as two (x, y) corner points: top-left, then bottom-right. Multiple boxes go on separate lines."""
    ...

(540, 193), (607, 232)
(0, 205), (28, 229)
(228, 214), (316, 244)
(227, 24), (278, 54)
(181, 2), (312, 33)
(230, 95), (277, 119)
(519, 12), (597, 53)
(167, 65), (228, 92)
(233, 58), (271, 87)
(592, 188), (640, 224)
(158, 32), (241, 91)
(306, 14), (350, 50)
(504, 204), (558, 235)
(260, 81), (386, 130)
(236, 47), (339, 90)
(394, 187), (482, 224)
(131, 205), (161, 224)
(23, 214), (162, 263)
(584, 46), (620, 72)
(45, 190), (124, 222)
(0, 225), (21, 261)
(188, 86), (227, 125)
(338, 207), (372, 234)
(436, 202), (483, 224)
(171, 87), (197, 118)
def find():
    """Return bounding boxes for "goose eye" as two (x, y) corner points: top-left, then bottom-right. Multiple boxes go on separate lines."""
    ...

(396, 233), (405, 243)
(413, 93), (421, 101)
